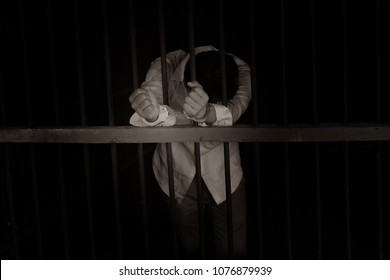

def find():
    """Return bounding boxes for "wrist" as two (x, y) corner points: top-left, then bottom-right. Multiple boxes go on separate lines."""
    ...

(184, 104), (211, 123)
(141, 105), (168, 126)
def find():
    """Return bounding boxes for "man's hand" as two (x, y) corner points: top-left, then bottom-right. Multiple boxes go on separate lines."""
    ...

(129, 88), (159, 122)
(183, 81), (209, 120)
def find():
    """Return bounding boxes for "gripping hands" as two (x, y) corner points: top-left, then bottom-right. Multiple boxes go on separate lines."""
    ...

(129, 88), (159, 122)
(183, 81), (209, 121)
(129, 81), (210, 124)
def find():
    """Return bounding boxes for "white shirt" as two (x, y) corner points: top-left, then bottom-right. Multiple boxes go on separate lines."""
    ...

(130, 46), (252, 204)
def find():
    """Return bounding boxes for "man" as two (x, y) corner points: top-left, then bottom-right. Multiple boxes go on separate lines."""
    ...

(129, 46), (251, 258)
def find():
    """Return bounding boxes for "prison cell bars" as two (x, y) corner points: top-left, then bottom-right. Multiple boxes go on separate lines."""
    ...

(375, 0), (384, 260)
(342, 0), (352, 260)
(73, 0), (96, 259)
(1, 54), (19, 259)
(279, 0), (293, 259)
(129, 0), (150, 259)
(187, 0), (207, 259)
(158, 0), (179, 259)
(102, 0), (124, 259)
(19, 0), (42, 259)
(310, 0), (323, 260)
(1, 0), (389, 260)
(248, 0), (263, 259)
(46, 0), (70, 259)
(217, 0), (236, 259)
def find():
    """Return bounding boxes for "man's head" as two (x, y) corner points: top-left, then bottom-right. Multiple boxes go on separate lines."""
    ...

(184, 51), (238, 103)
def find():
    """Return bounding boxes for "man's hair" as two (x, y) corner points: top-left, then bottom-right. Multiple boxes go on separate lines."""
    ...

(184, 51), (238, 103)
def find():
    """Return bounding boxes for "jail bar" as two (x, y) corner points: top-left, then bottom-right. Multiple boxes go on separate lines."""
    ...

(46, 0), (70, 259)
(279, 0), (293, 259)
(129, 0), (150, 259)
(249, 0), (263, 259)
(102, 0), (124, 259)
(310, 0), (323, 259)
(342, 0), (352, 259)
(18, 0), (44, 258)
(159, 0), (179, 259)
(73, 0), (96, 259)
(218, 0), (234, 259)
(375, 0), (384, 260)
(2, 125), (389, 143)
(188, 0), (206, 259)
(1, 0), (389, 261)
(1, 65), (19, 258)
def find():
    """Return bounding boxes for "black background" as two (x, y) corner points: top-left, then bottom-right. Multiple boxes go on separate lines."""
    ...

(1, 0), (389, 259)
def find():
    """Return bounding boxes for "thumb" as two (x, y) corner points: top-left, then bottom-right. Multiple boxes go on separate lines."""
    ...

(187, 81), (203, 90)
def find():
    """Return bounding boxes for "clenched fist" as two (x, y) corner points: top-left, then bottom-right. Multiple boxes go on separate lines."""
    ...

(183, 81), (209, 120)
(129, 88), (159, 122)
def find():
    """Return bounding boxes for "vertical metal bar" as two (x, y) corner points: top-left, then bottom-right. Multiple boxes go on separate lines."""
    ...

(280, 0), (288, 126)
(342, 0), (349, 124)
(3, 146), (20, 259)
(129, 0), (150, 259)
(375, 0), (382, 124)
(18, 0), (43, 258)
(249, 0), (258, 126)
(102, 0), (123, 259)
(342, 0), (352, 259)
(310, 0), (318, 125)
(375, 0), (384, 260)
(45, 0), (70, 259)
(188, 0), (206, 259)
(73, 0), (96, 259)
(310, 0), (322, 259)
(218, 0), (234, 259)
(248, 0), (263, 259)
(280, 0), (292, 259)
(159, 0), (178, 259)
(0, 44), (19, 258)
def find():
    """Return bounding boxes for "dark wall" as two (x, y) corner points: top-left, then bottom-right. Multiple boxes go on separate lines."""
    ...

(1, 0), (389, 260)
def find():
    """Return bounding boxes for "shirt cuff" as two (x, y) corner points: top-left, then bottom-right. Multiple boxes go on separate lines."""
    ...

(209, 103), (233, 126)
(129, 105), (169, 127)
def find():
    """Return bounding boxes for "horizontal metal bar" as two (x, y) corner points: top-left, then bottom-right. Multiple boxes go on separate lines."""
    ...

(0, 124), (389, 143)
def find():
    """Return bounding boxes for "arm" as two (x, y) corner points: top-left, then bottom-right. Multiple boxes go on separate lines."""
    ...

(129, 50), (187, 127)
(184, 55), (251, 126)
(226, 55), (252, 124)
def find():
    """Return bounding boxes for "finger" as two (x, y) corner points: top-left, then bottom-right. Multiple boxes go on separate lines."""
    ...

(189, 90), (208, 105)
(138, 98), (154, 112)
(131, 92), (150, 109)
(183, 103), (197, 116)
(184, 96), (201, 112)
(129, 88), (147, 104)
(187, 81), (203, 90)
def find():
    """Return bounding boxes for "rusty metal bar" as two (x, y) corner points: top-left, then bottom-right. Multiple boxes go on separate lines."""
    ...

(159, 0), (178, 259)
(73, 0), (96, 259)
(130, 0), (150, 259)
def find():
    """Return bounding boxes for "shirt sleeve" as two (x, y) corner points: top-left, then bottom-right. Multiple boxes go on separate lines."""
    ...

(226, 55), (252, 124)
(209, 103), (233, 126)
(129, 105), (176, 127)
